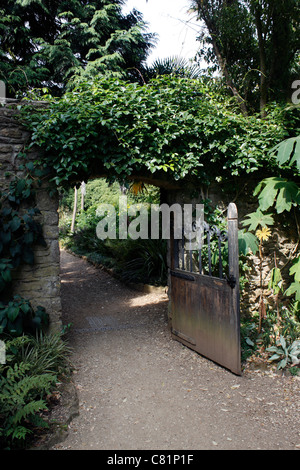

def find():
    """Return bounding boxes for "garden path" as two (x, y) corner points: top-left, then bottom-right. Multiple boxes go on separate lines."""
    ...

(51, 250), (300, 450)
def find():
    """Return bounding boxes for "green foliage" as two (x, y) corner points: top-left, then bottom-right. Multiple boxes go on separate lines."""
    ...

(238, 230), (259, 255)
(59, 178), (167, 286)
(0, 155), (50, 338)
(241, 209), (274, 232)
(0, 295), (48, 337)
(240, 321), (258, 361)
(253, 177), (300, 214)
(267, 336), (300, 370)
(0, 173), (49, 337)
(259, 306), (300, 347)
(0, 333), (71, 449)
(0, 360), (55, 448)
(286, 256), (300, 304)
(60, 178), (159, 214)
(117, 238), (168, 286)
(0, 175), (46, 294)
(20, 75), (292, 188)
(18, 331), (72, 377)
(240, 131), (300, 317)
(0, 0), (155, 97)
(268, 267), (283, 297)
(192, 0), (300, 113)
(269, 135), (300, 174)
(143, 56), (203, 81)
(241, 303), (300, 365)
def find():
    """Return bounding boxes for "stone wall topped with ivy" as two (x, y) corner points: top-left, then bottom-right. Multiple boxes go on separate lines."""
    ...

(0, 100), (62, 332)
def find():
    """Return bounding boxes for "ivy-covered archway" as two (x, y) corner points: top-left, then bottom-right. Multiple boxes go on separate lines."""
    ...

(20, 75), (290, 189)
(0, 74), (298, 333)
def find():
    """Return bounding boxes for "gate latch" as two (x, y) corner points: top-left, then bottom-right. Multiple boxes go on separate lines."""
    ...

(226, 274), (236, 289)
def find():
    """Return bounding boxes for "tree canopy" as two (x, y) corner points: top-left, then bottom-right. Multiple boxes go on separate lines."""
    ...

(0, 0), (156, 96)
(190, 0), (300, 116)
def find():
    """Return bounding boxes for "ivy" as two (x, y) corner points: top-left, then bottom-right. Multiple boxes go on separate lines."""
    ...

(0, 176), (46, 292)
(14, 74), (300, 317)
(19, 75), (294, 188)
(0, 296), (48, 337)
(0, 159), (49, 336)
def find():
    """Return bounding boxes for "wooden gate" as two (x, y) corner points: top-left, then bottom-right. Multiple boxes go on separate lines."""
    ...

(169, 203), (241, 375)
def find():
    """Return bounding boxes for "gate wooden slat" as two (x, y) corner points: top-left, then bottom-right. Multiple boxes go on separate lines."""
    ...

(169, 202), (241, 375)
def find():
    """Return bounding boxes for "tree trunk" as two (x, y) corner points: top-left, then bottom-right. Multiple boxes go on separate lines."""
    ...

(210, 34), (248, 116)
(254, 5), (268, 118)
(198, 2), (248, 116)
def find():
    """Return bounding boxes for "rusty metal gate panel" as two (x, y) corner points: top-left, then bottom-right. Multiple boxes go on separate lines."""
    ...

(169, 203), (241, 375)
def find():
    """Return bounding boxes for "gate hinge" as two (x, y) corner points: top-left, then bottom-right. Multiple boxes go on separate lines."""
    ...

(226, 274), (236, 289)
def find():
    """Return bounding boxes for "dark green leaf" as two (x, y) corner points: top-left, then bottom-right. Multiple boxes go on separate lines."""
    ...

(1, 269), (12, 283)
(7, 305), (20, 322)
(22, 247), (34, 265)
(10, 216), (21, 232)
(0, 231), (11, 245)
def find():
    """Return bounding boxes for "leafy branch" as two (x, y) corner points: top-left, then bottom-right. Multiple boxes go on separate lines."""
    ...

(242, 132), (300, 315)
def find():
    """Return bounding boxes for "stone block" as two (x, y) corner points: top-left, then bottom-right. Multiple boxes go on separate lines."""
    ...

(0, 127), (23, 139)
(41, 210), (59, 226)
(36, 190), (59, 212)
(0, 144), (13, 154)
(43, 224), (59, 240)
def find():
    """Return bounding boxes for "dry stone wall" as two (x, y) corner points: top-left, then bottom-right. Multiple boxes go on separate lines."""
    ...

(0, 100), (62, 332)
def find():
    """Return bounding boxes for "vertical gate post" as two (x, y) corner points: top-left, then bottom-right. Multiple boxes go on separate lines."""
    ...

(227, 203), (241, 374)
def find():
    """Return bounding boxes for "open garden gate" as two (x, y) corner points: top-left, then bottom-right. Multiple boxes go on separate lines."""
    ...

(169, 203), (241, 375)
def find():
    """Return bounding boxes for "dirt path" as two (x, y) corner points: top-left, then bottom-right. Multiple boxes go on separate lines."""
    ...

(52, 250), (300, 450)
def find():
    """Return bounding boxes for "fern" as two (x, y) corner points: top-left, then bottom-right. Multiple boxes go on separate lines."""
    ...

(8, 425), (31, 441)
(0, 361), (56, 448)
(13, 399), (47, 425)
(0, 333), (71, 448)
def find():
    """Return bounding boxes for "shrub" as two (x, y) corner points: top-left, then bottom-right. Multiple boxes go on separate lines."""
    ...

(0, 296), (49, 337)
(267, 336), (300, 370)
(0, 333), (71, 449)
(0, 362), (56, 448)
(20, 331), (72, 377)
(118, 238), (168, 286)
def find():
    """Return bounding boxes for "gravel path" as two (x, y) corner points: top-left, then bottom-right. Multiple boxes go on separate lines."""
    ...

(52, 250), (300, 450)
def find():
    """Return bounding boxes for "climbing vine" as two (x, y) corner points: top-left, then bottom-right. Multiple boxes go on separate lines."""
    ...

(0, 160), (49, 336)
(19, 75), (296, 188)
